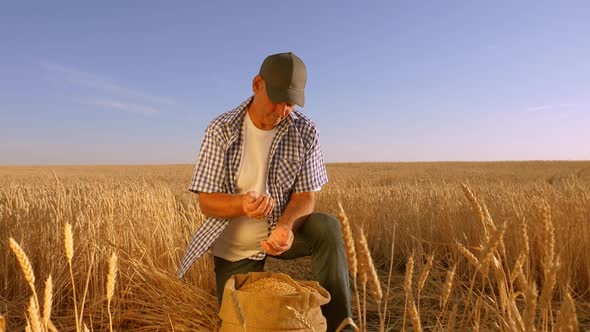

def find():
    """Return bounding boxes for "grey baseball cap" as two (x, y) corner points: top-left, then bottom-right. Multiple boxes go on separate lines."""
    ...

(259, 52), (307, 107)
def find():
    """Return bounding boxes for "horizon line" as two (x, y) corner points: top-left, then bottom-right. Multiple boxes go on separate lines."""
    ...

(2, 159), (590, 168)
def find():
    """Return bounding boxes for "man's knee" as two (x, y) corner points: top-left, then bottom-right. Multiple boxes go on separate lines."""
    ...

(304, 212), (342, 242)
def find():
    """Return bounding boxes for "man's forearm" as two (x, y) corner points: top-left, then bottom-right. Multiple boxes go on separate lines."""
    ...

(277, 192), (315, 232)
(198, 192), (244, 219)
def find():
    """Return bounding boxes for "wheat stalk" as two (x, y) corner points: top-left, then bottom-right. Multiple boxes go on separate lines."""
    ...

(336, 203), (362, 329)
(447, 303), (459, 331)
(337, 202), (357, 279)
(43, 275), (53, 329)
(354, 226), (369, 331)
(356, 228), (382, 301)
(25, 318), (32, 332)
(64, 223), (74, 261)
(404, 253), (415, 298)
(477, 221), (507, 272)
(456, 241), (479, 268)
(416, 254), (434, 319)
(9, 238), (37, 292)
(357, 226), (383, 331)
(522, 278), (538, 332)
(402, 253), (414, 331)
(539, 258), (560, 311)
(440, 265), (456, 310)
(286, 306), (316, 332)
(520, 218), (530, 255)
(47, 321), (58, 332)
(481, 203), (497, 233)
(541, 202), (555, 269)
(407, 298), (422, 332)
(510, 251), (528, 284)
(107, 253), (118, 332)
(28, 296), (42, 332)
(9, 238), (41, 318)
(64, 223), (80, 332)
(461, 184), (488, 238)
(555, 290), (579, 332)
(417, 255), (434, 296)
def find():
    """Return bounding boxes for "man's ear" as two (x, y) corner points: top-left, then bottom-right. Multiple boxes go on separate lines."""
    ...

(252, 75), (263, 94)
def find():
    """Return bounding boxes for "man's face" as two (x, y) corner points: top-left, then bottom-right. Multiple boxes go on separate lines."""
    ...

(251, 76), (296, 130)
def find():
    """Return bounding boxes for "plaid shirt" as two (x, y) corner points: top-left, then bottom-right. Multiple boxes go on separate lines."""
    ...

(178, 96), (328, 278)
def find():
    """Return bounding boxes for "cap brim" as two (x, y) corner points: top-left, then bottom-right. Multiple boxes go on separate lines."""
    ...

(266, 84), (305, 107)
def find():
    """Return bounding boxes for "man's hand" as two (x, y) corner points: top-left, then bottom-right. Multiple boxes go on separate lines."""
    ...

(260, 223), (293, 256)
(242, 191), (274, 219)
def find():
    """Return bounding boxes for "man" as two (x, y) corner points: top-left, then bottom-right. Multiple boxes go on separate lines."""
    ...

(178, 52), (353, 331)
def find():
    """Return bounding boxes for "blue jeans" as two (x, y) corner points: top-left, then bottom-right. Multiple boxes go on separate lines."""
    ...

(214, 212), (354, 332)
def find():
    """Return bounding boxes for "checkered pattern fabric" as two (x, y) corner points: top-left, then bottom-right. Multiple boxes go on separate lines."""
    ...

(178, 96), (328, 278)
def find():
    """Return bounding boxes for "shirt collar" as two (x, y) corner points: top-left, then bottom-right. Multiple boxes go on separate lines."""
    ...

(226, 96), (300, 136)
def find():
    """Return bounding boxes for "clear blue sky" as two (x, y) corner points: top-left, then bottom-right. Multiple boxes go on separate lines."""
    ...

(1, 1), (589, 164)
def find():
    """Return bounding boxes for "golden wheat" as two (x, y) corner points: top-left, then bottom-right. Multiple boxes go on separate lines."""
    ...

(337, 202), (357, 279)
(440, 265), (456, 310)
(106, 253), (117, 332)
(456, 241), (480, 268)
(9, 238), (37, 293)
(42, 275), (52, 329)
(336, 203), (362, 331)
(239, 277), (297, 295)
(1, 162), (589, 331)
(356, 227), (382, 301)
(27, 296), (42, 332)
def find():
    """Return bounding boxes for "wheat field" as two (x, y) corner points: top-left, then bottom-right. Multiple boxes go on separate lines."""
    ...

(1, 162), (590, 331)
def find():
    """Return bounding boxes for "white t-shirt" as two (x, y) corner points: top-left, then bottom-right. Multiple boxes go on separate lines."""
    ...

(212, 111), (277, 261)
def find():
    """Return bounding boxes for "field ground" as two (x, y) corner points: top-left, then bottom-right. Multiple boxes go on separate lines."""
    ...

(1, 161), (590, 331)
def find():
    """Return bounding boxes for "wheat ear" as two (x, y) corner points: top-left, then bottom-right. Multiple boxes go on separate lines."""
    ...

(9, 238), (41, 315)
(337, 203), (362, 329)
(541, 202), (555, 268)
(477, 221), (507, 272)
(9, 238), (37, 293)
(402, 253), (414, 331)
(555, 290), (579, 332)
(403, 254), (422, 332)
(417, 254), (434, 317)
(461, 184), (488, 238)
(64, 223), (80, 332)
(539, 258), (560, 311)
(456, 241), (480, 268)
(357, 228), (382, 301)
(522, 278), (538, 332)
(354, 230), (368, 332)
(337, 202), (358, 279)
(440, 265), (456, 310)
(107, 253), (118, 332)
(43, 275), (53, 329)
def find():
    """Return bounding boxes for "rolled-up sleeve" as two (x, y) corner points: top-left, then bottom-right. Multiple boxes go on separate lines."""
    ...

(293, 128), (328, 192)
(188, 125), (227, 193)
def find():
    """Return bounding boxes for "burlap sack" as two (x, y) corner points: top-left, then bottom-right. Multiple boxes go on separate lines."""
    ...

(219, 272), (331, 332)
